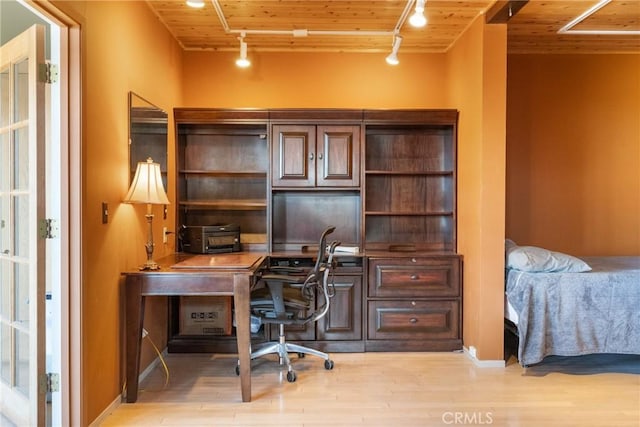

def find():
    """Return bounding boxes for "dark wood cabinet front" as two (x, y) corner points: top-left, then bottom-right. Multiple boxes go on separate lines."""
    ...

(367, 300), (460, 341)
(317, 274), (362, 341)
(271, 124), (360, 188)
(271, 125), (315, 187)
(365, 255), (462, 351)
(316, 125), (360, 187)
(368, 257), (461, 298)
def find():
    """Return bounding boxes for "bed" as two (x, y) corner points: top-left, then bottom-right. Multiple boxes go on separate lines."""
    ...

(504, 249), (640, 367)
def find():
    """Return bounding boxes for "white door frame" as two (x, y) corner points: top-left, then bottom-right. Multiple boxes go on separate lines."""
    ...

(21, 1), (82, 426)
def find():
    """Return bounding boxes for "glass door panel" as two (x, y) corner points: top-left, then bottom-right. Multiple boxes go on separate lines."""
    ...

(0, 25), (46, 427)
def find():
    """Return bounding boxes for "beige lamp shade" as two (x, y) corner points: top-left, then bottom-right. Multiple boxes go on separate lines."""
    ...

(124, 157), (170, 205)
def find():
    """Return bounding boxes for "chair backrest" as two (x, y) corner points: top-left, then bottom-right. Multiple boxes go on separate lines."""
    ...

(254, 226), (340, 324)
(308, 238), (340, 323)
(303, 226), (336, 292)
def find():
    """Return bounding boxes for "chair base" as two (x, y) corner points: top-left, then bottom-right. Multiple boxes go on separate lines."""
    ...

(237, 324), (334, 382)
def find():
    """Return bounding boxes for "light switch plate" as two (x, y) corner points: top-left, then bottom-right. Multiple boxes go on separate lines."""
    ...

(102, 202), (108, 224)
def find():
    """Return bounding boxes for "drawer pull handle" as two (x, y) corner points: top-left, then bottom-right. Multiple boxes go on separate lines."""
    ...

(410, 274), (419, 280)
(409, 318), (418, 324)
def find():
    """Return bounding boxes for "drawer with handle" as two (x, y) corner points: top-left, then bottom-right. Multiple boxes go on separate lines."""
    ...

(368, 256), (460, 298)
(367, 300), (460, 340)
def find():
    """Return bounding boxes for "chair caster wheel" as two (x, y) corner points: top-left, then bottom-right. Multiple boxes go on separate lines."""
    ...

(286, 371), (297, 382)
(324, 359), (334, 370)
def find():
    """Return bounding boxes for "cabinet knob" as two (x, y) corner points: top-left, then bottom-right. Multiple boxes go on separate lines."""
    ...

(318, 152), (323, 160)
(2, 249), (8, 255)
(410, 274), (419, 280)
(409, 318), (418, 324)
(309, 153), (314, 160)
(411, 258), (417, 263)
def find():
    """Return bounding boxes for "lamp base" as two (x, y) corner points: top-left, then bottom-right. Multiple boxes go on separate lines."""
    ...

(139, 260), (161, 271)
(139, 210), (160, 271)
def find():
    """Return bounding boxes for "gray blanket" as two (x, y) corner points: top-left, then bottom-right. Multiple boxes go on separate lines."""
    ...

(506, 256), (640, 366)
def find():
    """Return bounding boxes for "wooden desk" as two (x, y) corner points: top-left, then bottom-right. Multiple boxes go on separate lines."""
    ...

(123, 253), (267, 403)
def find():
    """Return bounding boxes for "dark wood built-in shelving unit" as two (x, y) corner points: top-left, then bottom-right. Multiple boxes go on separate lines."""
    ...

(172, 108), (462, 353)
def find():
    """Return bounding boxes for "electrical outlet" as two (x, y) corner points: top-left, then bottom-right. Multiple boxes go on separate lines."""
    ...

(163, 227), (168, 244)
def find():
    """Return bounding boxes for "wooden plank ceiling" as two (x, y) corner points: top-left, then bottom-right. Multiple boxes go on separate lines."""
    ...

(146, 0), (640, 54)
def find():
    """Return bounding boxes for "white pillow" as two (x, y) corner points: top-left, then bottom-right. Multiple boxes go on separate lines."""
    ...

(506, 244), (591, 273)
(505, 238), (518, 253)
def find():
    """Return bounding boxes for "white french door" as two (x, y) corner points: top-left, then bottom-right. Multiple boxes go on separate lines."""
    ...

(0, 24), (47, 426)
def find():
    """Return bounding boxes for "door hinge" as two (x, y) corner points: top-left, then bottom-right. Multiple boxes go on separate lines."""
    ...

(39, 62), (59, 84)
(40, 372), (60, 393)
(39, 218), (58, 239)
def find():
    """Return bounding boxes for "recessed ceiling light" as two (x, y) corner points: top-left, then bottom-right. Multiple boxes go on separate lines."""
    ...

(186, 0), (205, 9)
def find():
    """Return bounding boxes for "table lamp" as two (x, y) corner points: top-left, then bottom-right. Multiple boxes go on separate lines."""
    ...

(124, 157), (170, 270)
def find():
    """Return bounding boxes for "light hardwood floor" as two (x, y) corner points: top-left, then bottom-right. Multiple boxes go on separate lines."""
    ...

(99, 352), (640, 426)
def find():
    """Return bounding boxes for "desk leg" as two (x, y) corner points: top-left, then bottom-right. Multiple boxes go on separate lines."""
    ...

(234, 274), (252, 402)
(125, 276), (145, 403)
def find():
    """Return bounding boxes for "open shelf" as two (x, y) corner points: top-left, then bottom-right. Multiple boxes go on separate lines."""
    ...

(176, 119), (269, 245)
(364, 122), (456, 252)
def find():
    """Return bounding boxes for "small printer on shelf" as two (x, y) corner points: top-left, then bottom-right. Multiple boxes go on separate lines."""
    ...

(181, 224), (240, 254)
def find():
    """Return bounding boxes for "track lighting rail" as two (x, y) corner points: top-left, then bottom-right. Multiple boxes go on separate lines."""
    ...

(209, 0), (422, 66)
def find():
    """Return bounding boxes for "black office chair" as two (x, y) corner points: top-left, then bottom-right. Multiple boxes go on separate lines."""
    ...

(237, 226), (340, 382)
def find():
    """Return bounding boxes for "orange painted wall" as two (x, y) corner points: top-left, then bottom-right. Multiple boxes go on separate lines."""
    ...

(181, 51), (449, 108)
(447, 17), (507, 361)
(52, 1), (182, 425)
(507, 54), (640, 256)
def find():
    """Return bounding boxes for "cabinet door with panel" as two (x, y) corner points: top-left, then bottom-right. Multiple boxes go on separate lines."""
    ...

(273, 274), (362, 342)
(271, 124), (360, 188)
(317, 274), (362, 341)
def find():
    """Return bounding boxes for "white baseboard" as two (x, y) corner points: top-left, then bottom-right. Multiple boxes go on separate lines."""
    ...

(88, 348), (168, 427)
(463, 346), (505, 368)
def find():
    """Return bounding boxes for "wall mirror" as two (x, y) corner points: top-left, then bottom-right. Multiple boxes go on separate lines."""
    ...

(128, 91), (168, 188)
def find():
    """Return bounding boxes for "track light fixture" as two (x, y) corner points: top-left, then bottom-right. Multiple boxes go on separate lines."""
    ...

(186, 0), (205, 9)
(409, 0), (427, 28)
(201, 0), (426, 67)
(235, 33), (251, 68)
(385, 34), (403, 65)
